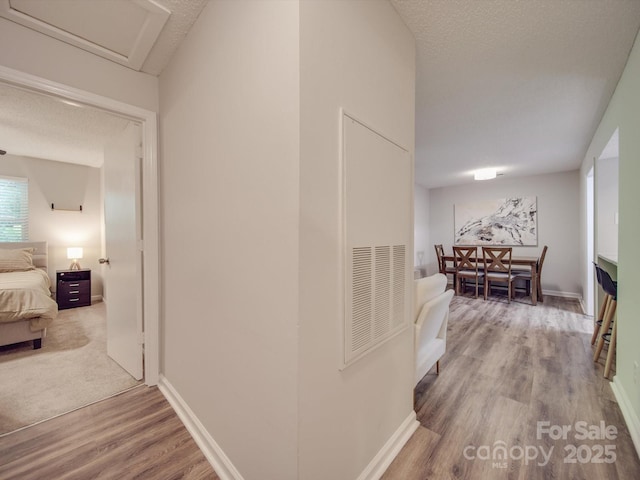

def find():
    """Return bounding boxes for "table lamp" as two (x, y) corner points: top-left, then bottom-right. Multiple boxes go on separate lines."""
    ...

(67, 247), (83, 270)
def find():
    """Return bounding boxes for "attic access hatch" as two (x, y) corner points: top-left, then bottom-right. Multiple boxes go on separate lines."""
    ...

(0, 0), (170, 70)
(342, 112), (412, 367)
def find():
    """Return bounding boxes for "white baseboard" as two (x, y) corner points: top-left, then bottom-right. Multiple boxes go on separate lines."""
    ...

(541, 289), (582, 300)
(90, 295), (103, 304)
(158, 375), (244, 480)
(356, 411), (419, 480)
(578, 298), (587, 315)
(159, 375), (418, 480)
(610, 376), (640, 460)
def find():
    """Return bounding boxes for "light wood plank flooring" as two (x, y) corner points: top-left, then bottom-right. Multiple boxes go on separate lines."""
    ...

(0, 385), (218, 479)
(383, 293), (640, 479)
(2, 293), (638, 479)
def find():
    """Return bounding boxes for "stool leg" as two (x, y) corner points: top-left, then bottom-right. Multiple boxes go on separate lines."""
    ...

(604, 316), (618, 379)
(594, 300), (617, 362)
(591, 295), (610, 345)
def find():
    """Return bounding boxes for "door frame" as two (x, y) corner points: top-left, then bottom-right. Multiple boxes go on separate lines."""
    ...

(0, 65), (160, 385)
(585, 166), (595, 316)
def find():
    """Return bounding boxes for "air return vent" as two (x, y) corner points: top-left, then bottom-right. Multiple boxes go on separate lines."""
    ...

(342, 112), (411, 367)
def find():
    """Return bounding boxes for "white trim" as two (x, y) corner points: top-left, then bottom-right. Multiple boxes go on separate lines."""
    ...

(356, 411), (419, 480)
(610, 376), (640, 460)
(90, 295), (104, 304)
(141, 111), (160, 385)
(158, 375), (244, 480)
(0, 64), (160, 386)
(541, 289), (582, 300)
(578, 298), (587, 316)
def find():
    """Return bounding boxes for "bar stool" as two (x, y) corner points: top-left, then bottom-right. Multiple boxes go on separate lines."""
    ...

(590, 263), (612, 345)
(593, 267), (617, 379)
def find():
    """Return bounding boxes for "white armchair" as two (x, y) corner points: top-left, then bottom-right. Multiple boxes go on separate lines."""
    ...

(414, 273), (454, 384)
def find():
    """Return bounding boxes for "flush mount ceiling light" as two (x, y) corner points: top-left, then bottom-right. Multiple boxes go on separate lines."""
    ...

(474, 168), (497, 181)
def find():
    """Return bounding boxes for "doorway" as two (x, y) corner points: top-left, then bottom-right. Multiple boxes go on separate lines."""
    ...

(0, 65), (159, 384)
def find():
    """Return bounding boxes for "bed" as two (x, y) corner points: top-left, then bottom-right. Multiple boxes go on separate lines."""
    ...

(0, 241), (58, 349)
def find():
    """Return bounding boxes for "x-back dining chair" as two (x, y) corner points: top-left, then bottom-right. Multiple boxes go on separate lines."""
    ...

(452, 246), (483, 298)
(514, 245), (548, 302)
(482, 246), (516, 303)
(434, 244), (456, 285)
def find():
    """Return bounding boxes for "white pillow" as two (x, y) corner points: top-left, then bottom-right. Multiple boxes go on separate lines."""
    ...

(0, 248), (35, 272)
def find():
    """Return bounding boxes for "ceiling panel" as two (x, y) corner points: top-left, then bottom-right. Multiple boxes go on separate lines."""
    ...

(0, 0), (170, 70)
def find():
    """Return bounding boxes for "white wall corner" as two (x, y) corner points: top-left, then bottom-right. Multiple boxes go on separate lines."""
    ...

(158, 375), (245, 480)
(578, 298), (587, 316)
(356, 411), (420, 480)
(91, 295), (103, 304)
(610, 375), (640, 460)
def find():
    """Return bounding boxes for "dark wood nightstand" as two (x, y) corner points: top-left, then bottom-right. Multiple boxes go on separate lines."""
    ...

(56, 269), (91, 309)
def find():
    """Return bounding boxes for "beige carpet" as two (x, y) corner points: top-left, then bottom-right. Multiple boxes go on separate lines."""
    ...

(0, 302), (142, 435)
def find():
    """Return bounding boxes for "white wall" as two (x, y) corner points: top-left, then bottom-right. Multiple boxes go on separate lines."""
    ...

(0, 155), (104, 297)
(159, 1), (300, 478)
(161, 0), (415, 478)
(596, 156), (619, 258)
(414, 183), (430, 268)
(580, 29), (640, 455)
(0, 18), (158, 112)
(429, 170), (581, 296)
(298, 1), (415, 479)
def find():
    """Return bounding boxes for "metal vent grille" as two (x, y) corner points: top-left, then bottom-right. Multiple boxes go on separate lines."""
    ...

(374, 246), (391, 338)
(346, 244), (406, 363)
(351, 247), (372, 352)
(392, 245), (405, 328)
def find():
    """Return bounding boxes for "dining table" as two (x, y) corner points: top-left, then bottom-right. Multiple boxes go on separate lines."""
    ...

(442, 254), (540, 305)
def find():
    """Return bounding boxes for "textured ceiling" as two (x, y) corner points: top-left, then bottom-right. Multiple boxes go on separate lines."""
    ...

(2, 1), (639, 174)
(0, 83), (130, 167)
(140, 0), (208, 75)
(390, 0), (640, 188)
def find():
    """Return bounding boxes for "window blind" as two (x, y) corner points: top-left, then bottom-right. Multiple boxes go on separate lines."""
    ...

(0, 175), (29, 242)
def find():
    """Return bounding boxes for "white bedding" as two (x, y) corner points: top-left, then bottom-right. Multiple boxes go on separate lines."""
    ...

(0, 269), (58, 330)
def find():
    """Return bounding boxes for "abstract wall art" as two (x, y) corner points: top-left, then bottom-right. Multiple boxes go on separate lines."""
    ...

(454, 197), (537, 246)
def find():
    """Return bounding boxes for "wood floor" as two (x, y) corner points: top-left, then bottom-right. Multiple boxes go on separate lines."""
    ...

(0, 385), (218, 479)
(2, 293), (639, 479)
(383, 292), (640, 479)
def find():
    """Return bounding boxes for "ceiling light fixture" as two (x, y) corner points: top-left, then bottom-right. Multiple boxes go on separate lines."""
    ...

(474, 168), (497, 181)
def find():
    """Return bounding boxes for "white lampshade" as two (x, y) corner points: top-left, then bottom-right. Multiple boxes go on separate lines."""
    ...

(67, 247), (83, 260)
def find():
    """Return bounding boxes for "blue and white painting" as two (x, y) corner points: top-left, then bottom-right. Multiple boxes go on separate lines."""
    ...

(454, 197), (537, 246)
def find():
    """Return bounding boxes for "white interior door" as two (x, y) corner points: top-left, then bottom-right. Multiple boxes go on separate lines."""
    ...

(103, 122), (143, 380)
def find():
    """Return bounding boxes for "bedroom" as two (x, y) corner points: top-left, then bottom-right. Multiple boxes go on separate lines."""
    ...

(0, 82), (144, 434)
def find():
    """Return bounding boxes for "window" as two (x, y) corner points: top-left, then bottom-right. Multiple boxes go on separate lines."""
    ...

(0, 175), (29, 242)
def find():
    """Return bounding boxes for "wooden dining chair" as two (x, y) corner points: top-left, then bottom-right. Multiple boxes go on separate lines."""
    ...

(482, 246), (516, 303)
(452, 246), (483, 298)
(514, 245), (548, 301)
(434, 244), (456, 285)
